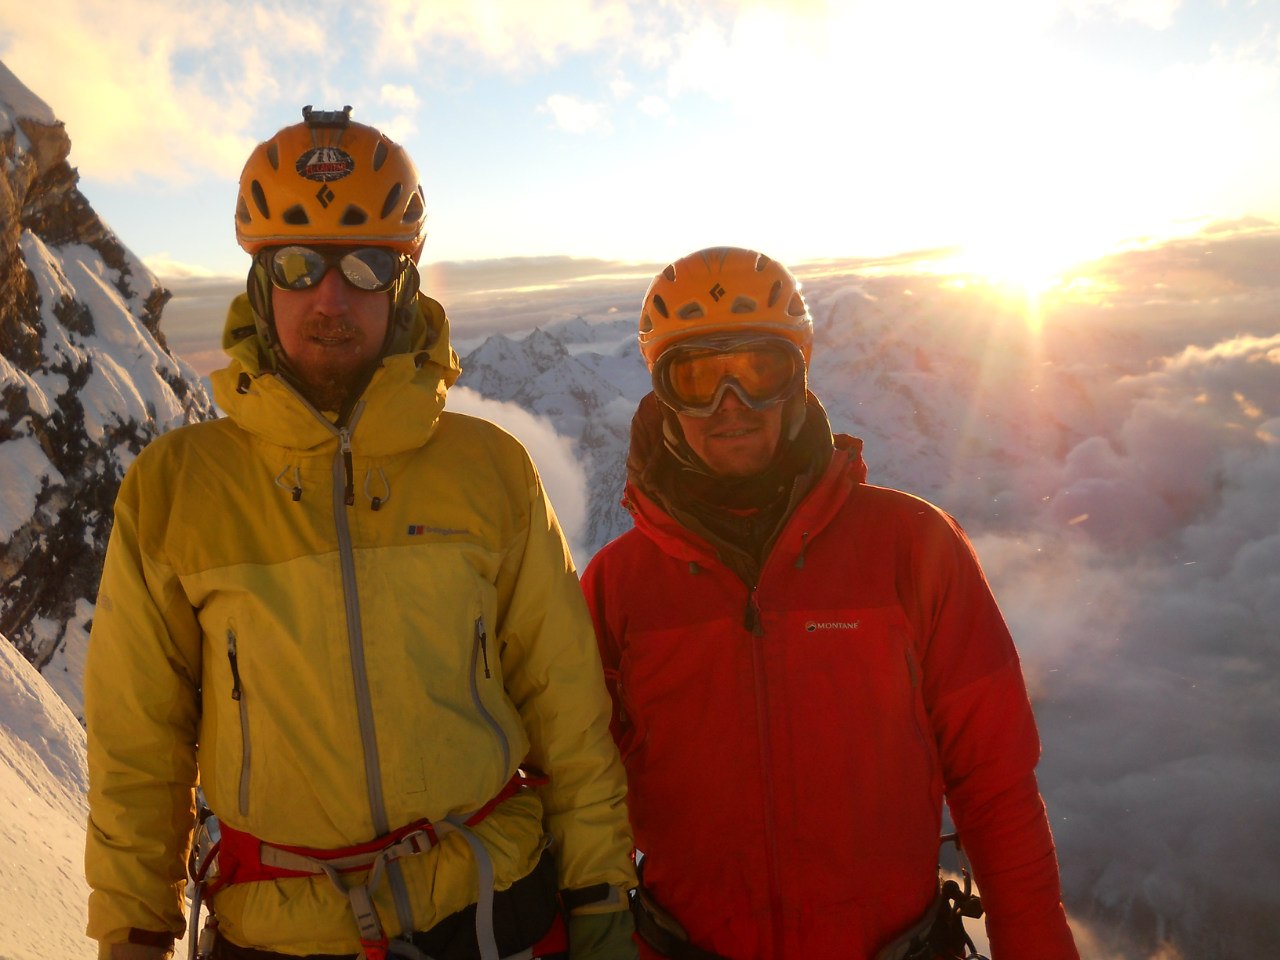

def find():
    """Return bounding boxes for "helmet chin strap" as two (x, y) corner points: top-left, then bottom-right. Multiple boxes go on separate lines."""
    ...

(246, 259), (286, 375)
(382, 260), (422, 357)
(782, 382), (809, 441)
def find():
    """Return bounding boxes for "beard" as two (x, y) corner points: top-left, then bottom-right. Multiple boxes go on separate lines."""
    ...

(277, 317), (386, 414)
(294, 360), (373, 414)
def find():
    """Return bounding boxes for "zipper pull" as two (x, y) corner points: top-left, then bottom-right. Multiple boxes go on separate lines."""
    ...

(339, 430), (355, 506)
(743, 591), (764, 637)
(227, 629), (243, 701)
(475, 616), (492, 678)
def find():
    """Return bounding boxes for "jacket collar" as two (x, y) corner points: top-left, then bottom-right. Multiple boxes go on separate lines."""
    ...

(209, 292), (461, 457)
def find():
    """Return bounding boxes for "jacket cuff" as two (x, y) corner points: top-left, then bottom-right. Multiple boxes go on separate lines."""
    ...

(562, 882), (633, 915)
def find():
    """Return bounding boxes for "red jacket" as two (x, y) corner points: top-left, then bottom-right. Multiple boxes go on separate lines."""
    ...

(581, 432), (1078, 960)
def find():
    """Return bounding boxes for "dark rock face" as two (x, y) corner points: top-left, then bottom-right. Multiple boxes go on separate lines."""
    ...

(1, 69), (215, 671)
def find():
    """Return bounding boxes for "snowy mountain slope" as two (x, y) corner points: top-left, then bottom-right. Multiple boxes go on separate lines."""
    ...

(0, 628), (94, 959)
(0, 62), (214, 703)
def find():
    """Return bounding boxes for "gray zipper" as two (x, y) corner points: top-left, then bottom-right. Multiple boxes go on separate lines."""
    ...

(470, 615), (511, 775)
(326, 403), (416, 928)
(227, 627), (251, 816)
(329, 408), (388, 832)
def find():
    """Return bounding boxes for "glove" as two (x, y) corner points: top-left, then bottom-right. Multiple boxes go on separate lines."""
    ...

(568, 909), (640, 960)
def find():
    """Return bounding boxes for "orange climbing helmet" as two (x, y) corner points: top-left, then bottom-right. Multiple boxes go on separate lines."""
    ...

(638, 247), (812, 370)
(235, 106), (427, 259)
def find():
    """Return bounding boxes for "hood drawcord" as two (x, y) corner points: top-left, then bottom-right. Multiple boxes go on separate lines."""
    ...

(794, 532), (810, 569)
(337, 430), (356, 507)
(274, 465), (303, 502)
(364, 467), (391, 511)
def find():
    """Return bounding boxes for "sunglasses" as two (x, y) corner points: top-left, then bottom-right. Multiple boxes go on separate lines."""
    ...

(653, 336), (805, 417)
(263, 245), (408, 292)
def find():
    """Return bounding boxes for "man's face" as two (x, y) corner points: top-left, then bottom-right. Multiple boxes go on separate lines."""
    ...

(676, 389), (785, 477)
(271, 266), (390, 411)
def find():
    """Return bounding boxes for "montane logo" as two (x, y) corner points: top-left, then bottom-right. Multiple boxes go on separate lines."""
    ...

(805, 620), (860, 632)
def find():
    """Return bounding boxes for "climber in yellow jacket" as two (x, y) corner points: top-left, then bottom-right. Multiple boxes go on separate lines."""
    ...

(84, 107), (637, 960)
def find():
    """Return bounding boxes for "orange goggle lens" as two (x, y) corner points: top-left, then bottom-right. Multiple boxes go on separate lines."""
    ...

(655, 340), (804, 415)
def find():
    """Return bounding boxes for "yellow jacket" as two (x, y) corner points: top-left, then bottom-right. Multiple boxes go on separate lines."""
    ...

(85, 294), (635, 955)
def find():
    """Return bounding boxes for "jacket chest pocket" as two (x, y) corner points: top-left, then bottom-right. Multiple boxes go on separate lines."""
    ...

(777, 606), (939, 782)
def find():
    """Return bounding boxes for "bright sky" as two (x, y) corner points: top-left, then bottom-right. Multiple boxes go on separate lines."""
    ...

(3, 0), (1279, 279)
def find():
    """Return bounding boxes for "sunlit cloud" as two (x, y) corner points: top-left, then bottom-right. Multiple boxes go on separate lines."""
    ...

(0, 0), (327, 182)
(441, 387), (590, 561)
(636, 95), (670, 117)
(609, 74), (634, 99)
(375, 84), (421, 142)
(1064, 0), (1182, 30)
(539, 93), (613, 135)
(362, 0), (635, 70)
(141, 255), (221, 280)
(379, 83), (420, 111)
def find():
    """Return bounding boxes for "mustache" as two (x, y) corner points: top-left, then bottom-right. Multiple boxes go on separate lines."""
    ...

(300, 317), (363, 338)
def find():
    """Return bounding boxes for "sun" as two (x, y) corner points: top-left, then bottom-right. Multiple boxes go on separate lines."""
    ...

(932, 229), (1118, 333)
(948, 236), (1092, 299)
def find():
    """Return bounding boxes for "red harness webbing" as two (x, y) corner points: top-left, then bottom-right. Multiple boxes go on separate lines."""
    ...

(202, 768), (545, 897)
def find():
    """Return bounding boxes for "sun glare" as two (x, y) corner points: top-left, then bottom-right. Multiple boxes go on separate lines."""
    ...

(932, 228), (1125, 333)
(949, 238), (1088, 298)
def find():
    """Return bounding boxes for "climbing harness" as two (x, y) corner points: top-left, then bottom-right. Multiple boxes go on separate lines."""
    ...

(628, 858), (729, 960)
(630, 833), (988, 960)
(188, 770), (547, 960)
(873, 833), (988, 960)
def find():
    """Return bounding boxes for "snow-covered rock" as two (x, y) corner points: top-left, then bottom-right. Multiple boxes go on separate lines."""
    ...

(0, 62), (214, 691)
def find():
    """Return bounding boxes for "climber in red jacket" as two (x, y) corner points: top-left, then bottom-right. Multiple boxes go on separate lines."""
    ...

(581, 246), (1080, 960)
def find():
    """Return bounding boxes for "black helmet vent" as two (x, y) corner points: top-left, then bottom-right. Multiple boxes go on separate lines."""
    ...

(651, 294), (669, 319)
(381, 183), (403, 219)
(340, 205), (368, 226)
(236, 196), (251, 224)
(373, 140), (389, 171)
(266, 142), (280, 170)
(282, 204), (310, 225)
(730, 296), (756, 314)
(662, 264), (677, 282)
(403, 188), (425, 224)
(250, 180), (270, 218)
(677, 302), (704, 320)
(788, 292), (806, 316)
(767, 280), (783, 307)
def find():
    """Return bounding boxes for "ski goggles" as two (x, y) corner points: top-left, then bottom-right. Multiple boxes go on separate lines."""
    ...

(262, 245), (408, 293)
(652, 335), (806, 417)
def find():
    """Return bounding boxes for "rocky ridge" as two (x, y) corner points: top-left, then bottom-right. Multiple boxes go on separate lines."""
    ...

(0, 62), (214, 703)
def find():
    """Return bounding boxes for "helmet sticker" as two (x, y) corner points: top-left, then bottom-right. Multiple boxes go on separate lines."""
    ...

(296, 146), (355, 182)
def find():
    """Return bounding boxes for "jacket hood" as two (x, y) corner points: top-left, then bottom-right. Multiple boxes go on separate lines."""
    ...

(210, 292), (462, 456)
(622, 391), (867, 569)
